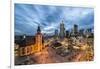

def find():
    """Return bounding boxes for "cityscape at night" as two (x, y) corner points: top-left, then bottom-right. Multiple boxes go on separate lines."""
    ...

(14, 4), (94, 65)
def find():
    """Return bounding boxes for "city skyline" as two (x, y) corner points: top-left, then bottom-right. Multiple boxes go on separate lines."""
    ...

(14, 4), (94, 65)
(15, 4), (94, 35)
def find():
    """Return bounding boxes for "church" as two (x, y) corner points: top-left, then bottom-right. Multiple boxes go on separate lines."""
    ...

(34, 25), (44, 52)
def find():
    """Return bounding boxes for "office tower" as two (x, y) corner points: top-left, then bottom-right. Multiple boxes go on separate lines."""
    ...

(73, 24), (78, 37)
(59, 20), (65, 38)
(54, 29), (58, 38)
(79, 29), (84, 36)
(85, 28), (92, 37)
(66, 30), (69, 38)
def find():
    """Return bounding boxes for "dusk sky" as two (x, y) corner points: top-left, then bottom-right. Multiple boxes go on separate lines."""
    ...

(15, 4), (94, 35)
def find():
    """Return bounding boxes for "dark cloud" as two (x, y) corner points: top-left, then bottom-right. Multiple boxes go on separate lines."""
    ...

(15, 4), (94, 35)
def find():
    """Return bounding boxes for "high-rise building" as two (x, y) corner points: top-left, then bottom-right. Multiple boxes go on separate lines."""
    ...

(59, 20), (65, 38)
(35, 26), (43, 52)
(66, 30), (69, 38)
(54, 29), (58, 38)
(73, 24), (78, 37)
(79, 29), (84, 36)
(85, 28), (92, 37)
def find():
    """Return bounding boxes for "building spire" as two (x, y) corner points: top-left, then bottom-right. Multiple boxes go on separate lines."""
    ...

(61, 18), (64, 24)
(37, 25), (41, 33)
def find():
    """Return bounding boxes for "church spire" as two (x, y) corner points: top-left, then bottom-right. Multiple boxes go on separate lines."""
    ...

(37, 25), (41, 33)
(35, 25), (43, 52)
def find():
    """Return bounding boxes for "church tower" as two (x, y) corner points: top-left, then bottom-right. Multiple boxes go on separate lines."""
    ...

(35, 25), (43, 52)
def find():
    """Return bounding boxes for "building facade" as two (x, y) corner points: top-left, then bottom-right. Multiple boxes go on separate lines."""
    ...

(54, 29), (58, 39)
(73, 24), (78, 37)
(59, 20), (65, 38)
(34, 26), (43, 52)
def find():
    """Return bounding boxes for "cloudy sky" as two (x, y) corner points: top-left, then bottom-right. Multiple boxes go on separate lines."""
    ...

(15, 4), (94, 35)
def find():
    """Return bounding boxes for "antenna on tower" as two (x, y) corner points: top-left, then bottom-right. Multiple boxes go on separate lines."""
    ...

(61, 18), (64, 24)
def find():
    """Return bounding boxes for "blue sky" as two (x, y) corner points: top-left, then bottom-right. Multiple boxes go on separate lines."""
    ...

(15, 4), (94, 35)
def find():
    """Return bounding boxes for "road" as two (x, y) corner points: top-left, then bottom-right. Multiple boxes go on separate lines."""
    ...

(30, 46), (85, 64)
(31, 46), (66, 64)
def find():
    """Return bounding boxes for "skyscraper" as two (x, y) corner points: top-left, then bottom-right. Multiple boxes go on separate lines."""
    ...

(85, 28), (92, 37)
(79, 29), (84, 36)
(73, 24), (78, 37)
(59, 20), (65, 38)
(66, 30), (69, 38)
(55, 29), (58, 38)
(35, 26), (43, 52)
